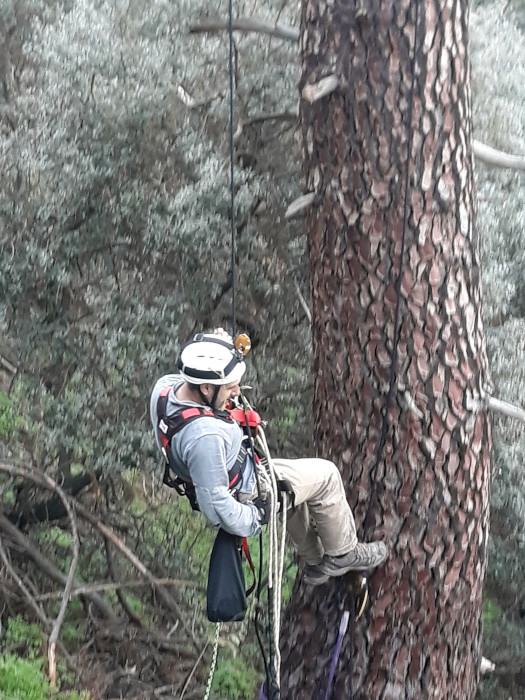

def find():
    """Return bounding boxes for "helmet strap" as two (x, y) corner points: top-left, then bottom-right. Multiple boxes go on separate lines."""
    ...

(196, 384), (221, 411)
(197, 385), (209, 406)
(210, 385), (221, 411)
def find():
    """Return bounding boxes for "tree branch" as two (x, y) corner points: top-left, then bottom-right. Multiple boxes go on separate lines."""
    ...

(0, 462), (80, 689)
(485, 395), (525, 423)
(294, 280), (312, 324)
(285, 192), (315, 219)
(481, 657), (496, 674)
(189, 17), (299, 42)
(0, 537), (51, 630)
(302, 75), (340, 103)
(0, 353), (17, 374)
(233, 109), (298, 143)
(0, 511), (119, 621)
(35, 577), (198, 599)
(73, 500), (202, 651)
(473, 139), (525, 171)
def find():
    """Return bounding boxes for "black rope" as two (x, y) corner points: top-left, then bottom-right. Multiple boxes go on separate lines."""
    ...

(227, 0), (237, 337)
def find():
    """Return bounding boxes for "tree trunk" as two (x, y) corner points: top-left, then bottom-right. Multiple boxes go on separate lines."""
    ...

(280, 1), (492, 698)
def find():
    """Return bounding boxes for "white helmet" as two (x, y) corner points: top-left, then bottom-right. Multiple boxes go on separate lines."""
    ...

(177, 332), (246, 386)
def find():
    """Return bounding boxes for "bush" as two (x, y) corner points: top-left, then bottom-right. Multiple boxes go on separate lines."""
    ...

(0, 655), (50, 700)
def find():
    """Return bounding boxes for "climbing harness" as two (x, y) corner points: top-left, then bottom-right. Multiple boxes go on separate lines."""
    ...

(157, 390), (248, 510)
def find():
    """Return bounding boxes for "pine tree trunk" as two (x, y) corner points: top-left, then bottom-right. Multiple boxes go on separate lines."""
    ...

(280, 1), (492, 698)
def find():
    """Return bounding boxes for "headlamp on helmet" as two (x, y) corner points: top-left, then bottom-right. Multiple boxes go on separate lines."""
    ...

(177, 331), (249, 386)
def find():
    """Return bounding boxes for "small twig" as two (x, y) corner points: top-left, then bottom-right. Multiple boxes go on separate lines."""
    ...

(294, 280), (312, 324)
(177, 640), (209, 699)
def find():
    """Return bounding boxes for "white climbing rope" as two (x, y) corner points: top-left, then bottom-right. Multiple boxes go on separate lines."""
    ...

(203, 622), (221, 700)
(253, 421), (287, 682)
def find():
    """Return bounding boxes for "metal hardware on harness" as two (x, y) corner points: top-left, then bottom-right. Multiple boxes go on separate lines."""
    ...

(343, 572), (368, 621)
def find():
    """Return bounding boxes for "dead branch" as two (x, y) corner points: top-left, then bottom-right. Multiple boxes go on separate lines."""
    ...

(34, 577), (199, 600)
(473, 139), (525, 171)
(0, 353), (17, 374)
(0, 512), (119, 621)
(294, 280), (312, 324)
(302, 75), (340, 103)
(189, 16), (299, 42)
(73, 500), (202, 652)
(233, 109), (298, 143)
(0, 537), (51, 628)
(485, 395), (525, 423)
(481, 656), (496, 673)
(285, 192), (315, 219)
(0, 461), (81, 689)
(0, 534), (75, 671)
(104, 535), (146, 627)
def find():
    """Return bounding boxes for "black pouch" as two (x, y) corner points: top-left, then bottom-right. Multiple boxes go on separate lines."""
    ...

(207, 528), (247, 623)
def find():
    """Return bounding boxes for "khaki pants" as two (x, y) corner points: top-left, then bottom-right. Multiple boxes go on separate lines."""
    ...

(272, 458), (357, 565)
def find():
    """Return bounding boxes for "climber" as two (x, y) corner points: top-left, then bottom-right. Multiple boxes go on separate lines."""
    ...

(149, 329), (388, 586)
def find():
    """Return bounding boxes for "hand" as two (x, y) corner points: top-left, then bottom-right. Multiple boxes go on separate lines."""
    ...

(253, 496), (271, 526)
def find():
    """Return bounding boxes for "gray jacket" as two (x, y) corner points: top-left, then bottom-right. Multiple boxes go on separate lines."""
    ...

(150, 375), (261, 537)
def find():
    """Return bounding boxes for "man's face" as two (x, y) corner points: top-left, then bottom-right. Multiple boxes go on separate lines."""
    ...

(214, 381), (241, 410)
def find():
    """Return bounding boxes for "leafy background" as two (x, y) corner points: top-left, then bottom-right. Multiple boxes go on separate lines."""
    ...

(0, 0), (523, 697)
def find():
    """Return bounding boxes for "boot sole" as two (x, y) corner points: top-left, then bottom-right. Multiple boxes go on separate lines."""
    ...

(321, 555), (388, 576)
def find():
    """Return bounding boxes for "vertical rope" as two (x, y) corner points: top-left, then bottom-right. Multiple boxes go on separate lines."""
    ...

(203, 623), (221, 700)
(227, 0), (237, 336)
(322, 610), (350, 700)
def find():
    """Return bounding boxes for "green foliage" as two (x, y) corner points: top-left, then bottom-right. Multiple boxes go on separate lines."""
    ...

(4, 617), (43, 661)
(482, 598), (503, 634)
(37, 526), (73, 550)
(0, 655), (50, 700)
(0, 391), (24, 439)
(471, 0), (525, 656)
(0, 0), (308, 478)
(0, 654), (91, 700)
(210, 653), (260, 699)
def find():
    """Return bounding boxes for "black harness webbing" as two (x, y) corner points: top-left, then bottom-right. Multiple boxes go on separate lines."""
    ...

(157, 388), (247, 510)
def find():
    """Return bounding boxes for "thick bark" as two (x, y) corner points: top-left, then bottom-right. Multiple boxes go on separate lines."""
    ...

(280, 1), (492, 699)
